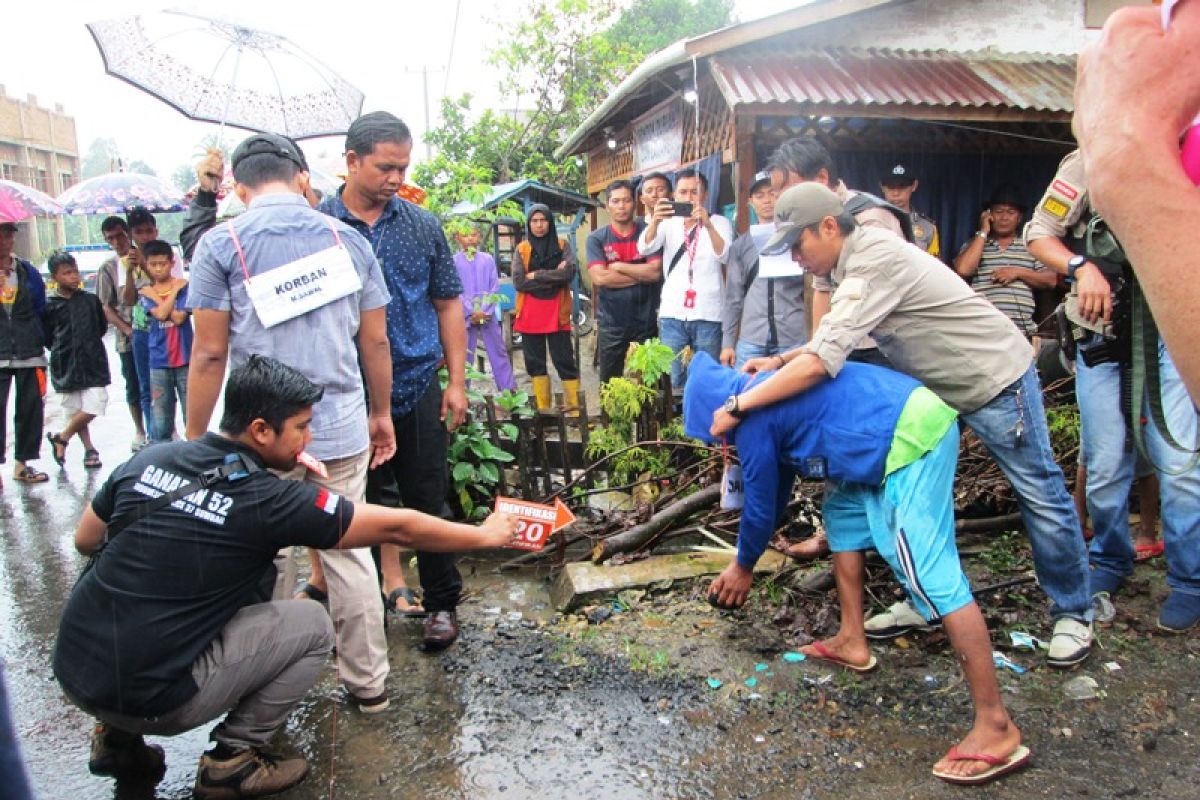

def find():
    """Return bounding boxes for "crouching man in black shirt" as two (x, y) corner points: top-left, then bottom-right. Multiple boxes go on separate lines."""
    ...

(52, 355), (518, 799)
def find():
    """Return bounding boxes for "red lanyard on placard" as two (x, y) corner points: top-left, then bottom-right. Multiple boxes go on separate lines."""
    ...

(226, 216), (345, 283)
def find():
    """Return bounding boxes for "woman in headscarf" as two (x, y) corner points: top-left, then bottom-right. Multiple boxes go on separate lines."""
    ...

(512, 205), (579, 411)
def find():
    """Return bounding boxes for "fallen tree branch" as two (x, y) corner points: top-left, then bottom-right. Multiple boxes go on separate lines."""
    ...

(591, 484), (721, 563)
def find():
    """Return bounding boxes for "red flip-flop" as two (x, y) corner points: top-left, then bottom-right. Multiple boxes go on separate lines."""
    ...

(932, 744), (1032, 786)
(1135, 541), (1165, 562)
(803, 640), (878, 674)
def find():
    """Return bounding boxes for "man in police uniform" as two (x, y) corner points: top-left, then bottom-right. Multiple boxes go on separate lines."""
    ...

(1026, 150), (1200, 633)
(880, 163), (941, 258)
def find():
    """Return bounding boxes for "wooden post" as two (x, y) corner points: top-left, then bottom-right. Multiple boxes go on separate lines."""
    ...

(535, 412), (552, 497)
(577, 391), (593, 490)
(483, 396), (507, 496)
(733, 113), (757, 235)
(516, 417), (536, 498)
(556, 408), (571, 491)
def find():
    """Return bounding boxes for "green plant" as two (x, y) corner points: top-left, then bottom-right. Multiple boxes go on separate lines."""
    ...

(496, 388), (535, 421)
(584, 339), (688, 486)
(979, 530), (1032, 574)
(440, 367), (523, 519)
(622, 638), (671, 676)
(624, 339), (676, 387)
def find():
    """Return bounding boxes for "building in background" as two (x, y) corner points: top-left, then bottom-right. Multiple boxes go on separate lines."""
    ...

(0, 85), (79, 256)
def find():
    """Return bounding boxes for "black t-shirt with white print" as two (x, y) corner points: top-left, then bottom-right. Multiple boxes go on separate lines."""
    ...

(53, 433), (354, 718)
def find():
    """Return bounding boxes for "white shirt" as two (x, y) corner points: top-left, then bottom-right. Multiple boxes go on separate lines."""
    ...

(638, 214), (732, 322)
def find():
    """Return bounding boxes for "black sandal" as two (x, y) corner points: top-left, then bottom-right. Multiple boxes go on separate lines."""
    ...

(384, 587), (426, 617)
(294, 582), (329, 603)
(46, 433), (67, 466)
(83, 449), (103, 469)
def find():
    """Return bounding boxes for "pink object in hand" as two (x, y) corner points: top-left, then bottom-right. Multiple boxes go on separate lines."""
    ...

(1162, 0), (1200, 185)
(1181, 126), (1200, 185)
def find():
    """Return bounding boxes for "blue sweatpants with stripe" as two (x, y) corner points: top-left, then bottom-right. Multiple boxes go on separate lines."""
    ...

(823, 425), (973, 621)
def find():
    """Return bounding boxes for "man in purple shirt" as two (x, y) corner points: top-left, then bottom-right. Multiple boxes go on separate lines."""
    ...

(454, 223), (515, 391)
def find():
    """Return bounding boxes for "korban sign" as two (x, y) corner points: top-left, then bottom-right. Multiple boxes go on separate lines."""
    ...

(495, 496), (577, 551)
(632, 97), (684, 174)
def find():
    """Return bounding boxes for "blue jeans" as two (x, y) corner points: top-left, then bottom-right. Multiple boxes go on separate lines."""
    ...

(131, 330), (155, 439)
(961, 363), (1091, 622)
(734, 340), (805, 370)
(1077, 343), (1200, 596)
(659, 318), (722, 387)
(150, 365), (188, 444)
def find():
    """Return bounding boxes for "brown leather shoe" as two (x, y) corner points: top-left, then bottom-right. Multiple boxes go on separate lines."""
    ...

(783, 531), (830, 561)
(422, 611), (459, 651)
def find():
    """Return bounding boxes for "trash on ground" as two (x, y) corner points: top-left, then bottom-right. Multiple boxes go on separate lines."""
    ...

(782, 651), (807, 663)
(1063, 675), (1101, 701)
(1009, 631), (1048, 651)
(992, 651), (1026, 674)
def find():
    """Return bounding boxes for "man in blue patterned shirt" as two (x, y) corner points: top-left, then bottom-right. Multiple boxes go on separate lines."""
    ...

(319, 111), (470, 651)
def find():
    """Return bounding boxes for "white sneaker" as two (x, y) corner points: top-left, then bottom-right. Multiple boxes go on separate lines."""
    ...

(1047, 618), (1092, 668)
(864, 601), (937, 640)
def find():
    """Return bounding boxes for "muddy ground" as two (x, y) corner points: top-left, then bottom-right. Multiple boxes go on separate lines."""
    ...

(6, 339), (1198, 799)
(13, 538), (1199, 799)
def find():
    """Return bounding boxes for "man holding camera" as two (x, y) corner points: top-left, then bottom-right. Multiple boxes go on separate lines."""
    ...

(1026, 150), (1200, 633)
(638, 168), (732, 387)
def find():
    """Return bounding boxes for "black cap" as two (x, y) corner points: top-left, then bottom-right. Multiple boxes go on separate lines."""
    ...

(0, 221), (18, 233)
(748, 170), (771, 193)
(881, 163), (916, 186)
(984, 183), (1026, 213)
(231, 133), (307, 173)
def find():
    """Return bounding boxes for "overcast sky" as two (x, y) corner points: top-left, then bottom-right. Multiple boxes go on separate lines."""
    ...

(5, 0), (797, 180)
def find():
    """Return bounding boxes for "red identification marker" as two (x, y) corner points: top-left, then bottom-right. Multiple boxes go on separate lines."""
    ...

(494, 496), (577, 551)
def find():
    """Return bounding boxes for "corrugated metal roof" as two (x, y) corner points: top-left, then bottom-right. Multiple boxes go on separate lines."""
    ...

(710, 48), (1076, 113)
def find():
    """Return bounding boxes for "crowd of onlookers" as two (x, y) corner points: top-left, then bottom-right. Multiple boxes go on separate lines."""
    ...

(3, 9), (1199, 786)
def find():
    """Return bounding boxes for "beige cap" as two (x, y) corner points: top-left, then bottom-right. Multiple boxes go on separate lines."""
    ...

(760, 183), (845, 256)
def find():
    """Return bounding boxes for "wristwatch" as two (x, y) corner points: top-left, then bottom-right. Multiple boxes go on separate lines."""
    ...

(722, 395), (745, 419)
(1066, 254), (1088, 283)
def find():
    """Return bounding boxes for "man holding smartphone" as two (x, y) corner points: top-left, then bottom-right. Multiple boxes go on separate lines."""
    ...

(637, 168), (732, 386)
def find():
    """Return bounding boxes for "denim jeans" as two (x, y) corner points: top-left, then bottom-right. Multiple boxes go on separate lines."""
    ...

(1077, 343), (1200, 596)
(961, 363), (1091, 621)
(734, 340), (805, 370)
(659, 318), (722, 387)
(130, 330), (155, 439)
(150, 365), (188, 444)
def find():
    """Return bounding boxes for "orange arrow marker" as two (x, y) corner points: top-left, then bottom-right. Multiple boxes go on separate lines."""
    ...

(494, 496), (577, 551)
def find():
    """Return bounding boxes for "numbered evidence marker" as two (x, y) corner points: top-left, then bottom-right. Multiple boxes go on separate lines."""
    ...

(494, 496), (577, 551)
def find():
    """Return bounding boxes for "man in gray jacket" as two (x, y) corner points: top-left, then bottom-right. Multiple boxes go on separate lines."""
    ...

(720, 171), (807, 368)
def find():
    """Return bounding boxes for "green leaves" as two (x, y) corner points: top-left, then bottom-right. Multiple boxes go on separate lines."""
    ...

(412, 0), (732, 203)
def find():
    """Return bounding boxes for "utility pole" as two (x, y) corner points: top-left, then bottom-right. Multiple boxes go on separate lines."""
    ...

(404, 65), (446, 161)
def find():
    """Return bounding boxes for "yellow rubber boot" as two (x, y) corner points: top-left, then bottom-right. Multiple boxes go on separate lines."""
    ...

(562, 378), (582, 416)
(531, 375), (553, 411)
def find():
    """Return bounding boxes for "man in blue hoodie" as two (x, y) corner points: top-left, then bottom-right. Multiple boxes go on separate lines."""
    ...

(684, 351), (1027, 786)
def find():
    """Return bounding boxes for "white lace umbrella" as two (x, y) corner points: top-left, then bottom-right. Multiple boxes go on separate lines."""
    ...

(86, 11), (364, 140)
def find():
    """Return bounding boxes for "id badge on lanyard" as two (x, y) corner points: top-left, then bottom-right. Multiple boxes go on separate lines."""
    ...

(228, 219), (363, 329)
(682, 223), (699, 310)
